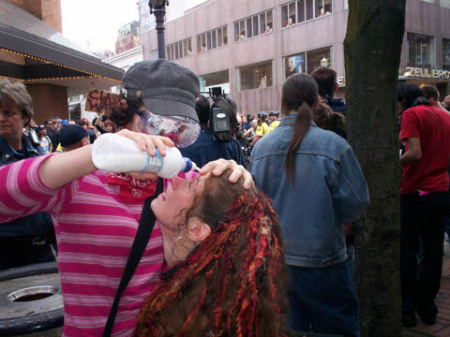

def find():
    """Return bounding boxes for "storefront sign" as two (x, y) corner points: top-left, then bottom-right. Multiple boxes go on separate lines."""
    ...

(405, 67), (450, 79)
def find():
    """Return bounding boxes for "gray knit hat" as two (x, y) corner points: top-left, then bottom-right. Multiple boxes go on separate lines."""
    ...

(123, 60), (200, 123)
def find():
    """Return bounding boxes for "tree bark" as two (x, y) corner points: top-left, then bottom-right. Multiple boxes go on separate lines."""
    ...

(344, 1), (406, 336)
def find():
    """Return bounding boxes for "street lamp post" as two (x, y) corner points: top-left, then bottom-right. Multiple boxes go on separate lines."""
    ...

(149, 0), (169, 60)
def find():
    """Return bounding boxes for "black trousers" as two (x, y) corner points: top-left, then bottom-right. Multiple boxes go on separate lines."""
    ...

(400, 191), (448, 317)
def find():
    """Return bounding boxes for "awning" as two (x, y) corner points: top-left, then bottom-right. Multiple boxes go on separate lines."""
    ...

(0, 1), (124, 96)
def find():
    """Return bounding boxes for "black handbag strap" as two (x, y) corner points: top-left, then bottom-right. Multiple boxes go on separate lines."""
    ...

(103, 178), (164, 337)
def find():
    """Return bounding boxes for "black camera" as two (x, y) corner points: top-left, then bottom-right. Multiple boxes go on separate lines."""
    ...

(209, 87), (224, 100)
(208, 87), (232, 142)
(210, 106), (230, 133)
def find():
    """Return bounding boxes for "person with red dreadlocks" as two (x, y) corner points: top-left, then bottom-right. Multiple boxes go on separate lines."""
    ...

(134, 169), (288, 337)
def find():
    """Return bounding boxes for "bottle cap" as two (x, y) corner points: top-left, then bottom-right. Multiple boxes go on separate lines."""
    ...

(182, 158), (198, 173)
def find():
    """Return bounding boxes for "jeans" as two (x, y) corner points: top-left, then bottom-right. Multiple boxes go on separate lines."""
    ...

(400, 192), (448, 318)
(286, 261), (359, 337)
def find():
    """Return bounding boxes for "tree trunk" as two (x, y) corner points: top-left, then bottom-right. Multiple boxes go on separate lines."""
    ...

(344, 1), (406, 336)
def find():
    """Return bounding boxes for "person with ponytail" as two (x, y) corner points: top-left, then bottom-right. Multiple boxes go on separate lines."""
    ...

(250, 73), (369, 337)
(134, 169), (288, 337)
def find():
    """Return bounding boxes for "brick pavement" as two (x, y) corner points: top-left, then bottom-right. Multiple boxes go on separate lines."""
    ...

(406, 245), (450, 337)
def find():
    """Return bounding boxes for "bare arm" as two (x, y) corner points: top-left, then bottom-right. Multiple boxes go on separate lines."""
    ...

(39, 130), (174, 189)
(400, 137), (422, 167)
(39, 145), (97, 189)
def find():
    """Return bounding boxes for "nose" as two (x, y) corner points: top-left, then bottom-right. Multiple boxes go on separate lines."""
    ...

(171, 176), (187, 189)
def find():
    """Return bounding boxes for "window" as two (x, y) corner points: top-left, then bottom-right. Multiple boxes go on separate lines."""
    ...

(212, 31), (217, 49)
(237, 61), (273, 91)
(223, 28), (228, 45)
(259, 12), (266, 34)
(282, 2), (295, 27)
(238, 20), (246, 41)
(305, 0), (314, 20)
(282, 0), (331, 26)
(197, 26), (227, 52)
(443, 38), (450, 70)
(207, 32), (212, 50)
(199, 70), (230, 93)
(420, 0), (434, 2)
(407, 33), (435, 68)
(316, 0), (332, 17)
(288, 2), (296, 25)
(441, 0), (450, 8)
(253, 15), (259, 37)
(297, 0), (305, 23)
(283, 47), (332, 79)
(150, 49), (158, 60)
(283, 53), (306, 80)
(306, 46), (332, 73)
(167, 38), (192, 60)
(235, 10), (273, 41)
(266, 11), (273, 31)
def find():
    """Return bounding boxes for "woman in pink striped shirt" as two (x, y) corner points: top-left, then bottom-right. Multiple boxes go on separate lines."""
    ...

(0, 60), (252, 337)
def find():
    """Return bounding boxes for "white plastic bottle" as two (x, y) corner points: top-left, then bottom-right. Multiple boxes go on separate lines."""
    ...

(91, 133), (198, 178)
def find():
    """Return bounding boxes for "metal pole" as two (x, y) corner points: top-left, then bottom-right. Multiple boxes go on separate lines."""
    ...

(149, 0), (168, 60)
(154, 7), (166, 59)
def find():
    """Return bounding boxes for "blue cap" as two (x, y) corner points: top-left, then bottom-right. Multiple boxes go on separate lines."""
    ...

(182, 157), (198, 172)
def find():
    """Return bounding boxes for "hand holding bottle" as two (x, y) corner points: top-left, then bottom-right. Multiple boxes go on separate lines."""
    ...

(91, 131), (198, 179)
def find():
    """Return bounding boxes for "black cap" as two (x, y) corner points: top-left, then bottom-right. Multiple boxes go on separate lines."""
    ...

(257, 112), (267, 118)
(123, 60), (200, 123)
(59, 125), (87, 147)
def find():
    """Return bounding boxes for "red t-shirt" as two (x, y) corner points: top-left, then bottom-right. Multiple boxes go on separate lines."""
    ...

(400, 105), (450, 194)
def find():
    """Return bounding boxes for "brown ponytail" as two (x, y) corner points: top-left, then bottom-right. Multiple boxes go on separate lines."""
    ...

(281, 74), (318, 183)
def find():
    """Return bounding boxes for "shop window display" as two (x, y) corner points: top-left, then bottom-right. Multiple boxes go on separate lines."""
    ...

(443, 38), (450, 70)
(237, 61), (273, 91)
(407, 32), (435, 69)
(306, 47), (332, 73)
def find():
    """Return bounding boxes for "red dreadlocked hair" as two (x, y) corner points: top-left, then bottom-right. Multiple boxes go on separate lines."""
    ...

(134, 171), (288, 337)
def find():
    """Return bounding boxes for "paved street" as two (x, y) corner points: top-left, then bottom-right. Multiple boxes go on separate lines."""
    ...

(407, 244), (450, 337)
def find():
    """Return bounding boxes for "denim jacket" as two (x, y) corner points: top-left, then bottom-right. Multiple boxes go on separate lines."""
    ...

(250, 117), (370, 267)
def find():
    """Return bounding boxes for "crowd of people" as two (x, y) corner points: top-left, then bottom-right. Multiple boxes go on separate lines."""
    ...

(0, 58), (449, 337)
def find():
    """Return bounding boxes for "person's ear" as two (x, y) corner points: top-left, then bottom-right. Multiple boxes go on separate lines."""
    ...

(82, 136), (90, 146)
(186, 217), (211, 242)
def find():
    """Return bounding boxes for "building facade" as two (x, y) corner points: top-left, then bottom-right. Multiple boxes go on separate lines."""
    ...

(141, 0), (450, 113)
(0, 0), (123, 123)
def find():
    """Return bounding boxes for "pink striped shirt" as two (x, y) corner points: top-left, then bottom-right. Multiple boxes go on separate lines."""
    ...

(0, 155), (196, 337)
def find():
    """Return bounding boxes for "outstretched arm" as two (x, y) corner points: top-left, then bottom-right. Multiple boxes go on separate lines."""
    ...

(39, 144), (96, 189)
(39, 130), (174, 189)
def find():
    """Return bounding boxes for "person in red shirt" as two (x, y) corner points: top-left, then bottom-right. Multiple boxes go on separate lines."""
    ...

(397, 82), (450, 328)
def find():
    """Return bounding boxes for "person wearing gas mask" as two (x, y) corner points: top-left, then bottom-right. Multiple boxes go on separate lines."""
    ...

(0, 60), (252, 337)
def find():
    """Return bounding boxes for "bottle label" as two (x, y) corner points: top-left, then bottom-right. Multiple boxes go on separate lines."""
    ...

(141, 150), (164, 173)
